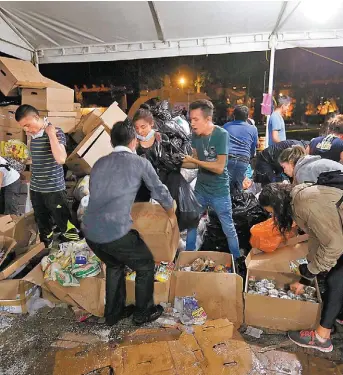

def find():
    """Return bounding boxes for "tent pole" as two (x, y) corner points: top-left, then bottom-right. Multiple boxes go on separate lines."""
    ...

(265, 35), (277, 147)
(34, 51), (39, 70)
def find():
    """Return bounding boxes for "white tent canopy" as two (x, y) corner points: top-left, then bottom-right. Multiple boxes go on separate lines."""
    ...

(0, 1), (343, 64)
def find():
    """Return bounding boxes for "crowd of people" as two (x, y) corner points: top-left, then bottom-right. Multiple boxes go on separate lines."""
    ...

(0, 96), (342, 352)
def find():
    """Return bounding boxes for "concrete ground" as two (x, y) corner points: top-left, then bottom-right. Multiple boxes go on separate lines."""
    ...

(0, 305), (342, 375)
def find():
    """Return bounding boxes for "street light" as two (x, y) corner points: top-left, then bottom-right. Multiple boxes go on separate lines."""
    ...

(179, 77), (185, 90)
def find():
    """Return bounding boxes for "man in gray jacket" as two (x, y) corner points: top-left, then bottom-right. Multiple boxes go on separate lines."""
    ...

(83, 119), (176, 326)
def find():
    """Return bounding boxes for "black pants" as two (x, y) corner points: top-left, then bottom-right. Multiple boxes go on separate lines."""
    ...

(320, 255), (343, 329)
(30, 190), (73, 243)
(0, 179), (20, 215)
(86, 230), (155, 324)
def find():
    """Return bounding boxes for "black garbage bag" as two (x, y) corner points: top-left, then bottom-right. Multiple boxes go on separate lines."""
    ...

(232, 191), (269, 253)
(200, 192), (269, 254)
(178, 176), (202, 231)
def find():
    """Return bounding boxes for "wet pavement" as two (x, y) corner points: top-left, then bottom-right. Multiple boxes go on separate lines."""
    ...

(1, 306), (343, 375)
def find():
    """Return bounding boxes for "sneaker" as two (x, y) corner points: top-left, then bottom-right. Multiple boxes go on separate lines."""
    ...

(288, 330), (333, 353)
(336, 319), (343, 325)
(60, 228), (80, 242)
(44, 237), (54, 249)
(133, 305), (164, 326)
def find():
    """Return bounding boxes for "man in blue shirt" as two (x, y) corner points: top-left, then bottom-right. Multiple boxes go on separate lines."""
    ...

(268, 96), (291, 146)
(224, 105), (258, 192)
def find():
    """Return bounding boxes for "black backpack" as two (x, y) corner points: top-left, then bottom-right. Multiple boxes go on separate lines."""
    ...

(316, 170), (343, 208)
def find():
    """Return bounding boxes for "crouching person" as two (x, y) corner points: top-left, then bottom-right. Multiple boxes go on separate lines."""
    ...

(0, 156), (20, 215)
(15, 105), (79, 247)
(82, 119), (177, 326)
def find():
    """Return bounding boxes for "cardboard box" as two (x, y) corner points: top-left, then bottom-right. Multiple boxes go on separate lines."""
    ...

(126, 278), (171, 305)
(0, 105), (19, 128)
(0, 57), (48, 96)
(22, 85), (74, 112)
(0, 126), (26, 142)
(0, 279), (39, 314)
(82, 101), (127, 135)
(131, 203), (180, 262)
(39, 112), (77, 134)
(244, 241), (322, 331)
(66, 125), (112, 176)
(170, 251), (244, 324)
(0, 241), (44, 281)
(0, 212), (38, 254)
(25, 264), (105, 317)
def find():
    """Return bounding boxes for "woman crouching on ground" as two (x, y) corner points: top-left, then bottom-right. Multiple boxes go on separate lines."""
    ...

(259, 182), (343, 353)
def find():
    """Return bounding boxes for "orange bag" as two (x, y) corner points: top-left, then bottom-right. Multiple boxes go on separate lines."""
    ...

(250, 218), (296, 253)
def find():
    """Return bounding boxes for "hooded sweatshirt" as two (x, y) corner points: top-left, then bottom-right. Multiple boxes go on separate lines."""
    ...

(294, 155), (343, 184)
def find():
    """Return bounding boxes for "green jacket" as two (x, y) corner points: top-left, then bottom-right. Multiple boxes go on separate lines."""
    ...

(291, 183), (343, 274)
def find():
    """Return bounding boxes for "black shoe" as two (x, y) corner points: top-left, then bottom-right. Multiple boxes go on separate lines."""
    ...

(86, 305), (136, 326)
(44, 237), (54, 249)
(133, 305), (164, 326)
(59, 228), (80, 242)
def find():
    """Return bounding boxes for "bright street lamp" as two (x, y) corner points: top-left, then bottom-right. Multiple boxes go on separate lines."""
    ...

(179, 77), (185, 90)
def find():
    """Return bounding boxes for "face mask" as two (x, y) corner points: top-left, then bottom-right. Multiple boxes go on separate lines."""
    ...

(137, 129), (155, 142)
(29, 117), (48, 139)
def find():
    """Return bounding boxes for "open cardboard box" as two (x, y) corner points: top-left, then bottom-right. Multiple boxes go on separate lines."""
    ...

(66, 125), (112, 176)
(0, 212), (38, 254)
(0, 126), (26, 142)
(170, 251), (244, 325)
(131, 202), (180, 263)
(0, 239), (44, 281)
(244, 241), (322, 331)
(82, 101), (127, 135)
(0, 278), (40, 314)
(24, 264), (105, 317)
(0, 57), (48, 96)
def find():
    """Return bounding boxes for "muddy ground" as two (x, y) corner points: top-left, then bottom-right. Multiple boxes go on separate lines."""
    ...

(0, 305), (342, 375)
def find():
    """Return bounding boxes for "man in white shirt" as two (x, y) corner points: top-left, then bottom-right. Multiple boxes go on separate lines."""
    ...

(0, 156), (21, 215)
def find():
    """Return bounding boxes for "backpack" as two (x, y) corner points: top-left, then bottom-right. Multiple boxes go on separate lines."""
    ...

(316, 170), (343, 208)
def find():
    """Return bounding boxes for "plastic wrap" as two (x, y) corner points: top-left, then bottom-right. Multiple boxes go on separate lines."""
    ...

(74, 176), (90, 201)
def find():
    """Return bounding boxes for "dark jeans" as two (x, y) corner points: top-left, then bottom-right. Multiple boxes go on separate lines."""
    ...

(320, 255), (343, 329)
(86, 230), (155, 324)
(30, 190), (73, 243)
(0, 179), (20, 215)
(227, 158), (249, 193)
(254, 157), (284, 186)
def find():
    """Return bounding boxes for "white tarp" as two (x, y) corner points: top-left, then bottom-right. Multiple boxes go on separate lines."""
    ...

(0, 1), (343, 63)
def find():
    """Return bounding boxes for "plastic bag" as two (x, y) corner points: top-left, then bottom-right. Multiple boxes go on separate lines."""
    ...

(74, 176), (90, 201)
(180, 168), (198, 183)
(71, 262), (101, 278)
(178, 176), (202, 231)
(250, 218), (296, 252)
(77, 195), (89, 222)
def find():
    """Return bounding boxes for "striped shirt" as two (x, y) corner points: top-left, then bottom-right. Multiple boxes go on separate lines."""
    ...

(30, 128), (66, 193)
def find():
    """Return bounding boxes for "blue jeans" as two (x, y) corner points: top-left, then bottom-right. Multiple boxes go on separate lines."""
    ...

(227, 158), (249, 193)
(186, 192), (240, 258)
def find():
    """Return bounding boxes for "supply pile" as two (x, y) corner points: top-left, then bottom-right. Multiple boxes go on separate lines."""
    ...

(125, 261), (174, 282)
(178, 257), (233, 273)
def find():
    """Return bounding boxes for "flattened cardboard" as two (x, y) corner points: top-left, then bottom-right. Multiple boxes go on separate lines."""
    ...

(131, 203), (180, 262)
(126, 278), (171, 305)
(244, 241), (322, 331)
(11, 212), (38, 253)
(170, 251), (244, 324)
(0, 241), (44, 281)
(22, 86), (74, 112)
(25, 264), (105, 317)
(0, 236), (16, 268)
(0, 215), (16, 238)
(0, 57), (47, 96)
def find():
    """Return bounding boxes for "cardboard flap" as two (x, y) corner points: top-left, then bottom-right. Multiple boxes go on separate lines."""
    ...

(0, 236), (17, 267)
(131, 203), (170, 234)
(23, 263), (45, 286)
(246, 241), (309, 272)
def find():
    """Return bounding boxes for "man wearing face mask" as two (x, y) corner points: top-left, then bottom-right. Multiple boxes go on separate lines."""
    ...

(83, 119), (176, 326)
(15, 104), (79, 248)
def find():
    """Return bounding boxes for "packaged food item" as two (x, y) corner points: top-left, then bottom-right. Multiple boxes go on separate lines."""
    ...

(191, 258), (206, 272)
(178, 296), (207, 326)
(155, 262), (174, 282)
(75, 250), (88, 265)
(214, 265), (226, 273)
(126, 271), (136, 281)
(55, 270), (80, 287)
(71, 262), (101, 278)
